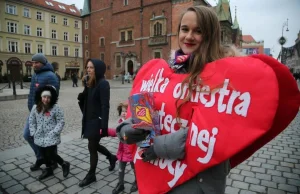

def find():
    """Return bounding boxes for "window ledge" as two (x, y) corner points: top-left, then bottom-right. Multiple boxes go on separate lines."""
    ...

(6, 12), (18, 16)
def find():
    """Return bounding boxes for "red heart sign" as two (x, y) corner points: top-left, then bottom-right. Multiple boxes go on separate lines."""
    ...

(137, 107), (146, 117)
(128, 55), (300, 194)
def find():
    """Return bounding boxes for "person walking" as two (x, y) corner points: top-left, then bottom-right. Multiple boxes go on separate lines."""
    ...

(29, 85), (70, 180)
(23, 53), (60, 171)
(110, 102), (138, 194)
(77, 59), (117, 187)
(72, 73), (78, 87)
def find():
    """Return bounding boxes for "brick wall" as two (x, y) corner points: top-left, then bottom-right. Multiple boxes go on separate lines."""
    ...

(83, 0), (209, 78)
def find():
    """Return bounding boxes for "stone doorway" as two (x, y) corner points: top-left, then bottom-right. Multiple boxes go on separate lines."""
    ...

(127, 60), (133, 75)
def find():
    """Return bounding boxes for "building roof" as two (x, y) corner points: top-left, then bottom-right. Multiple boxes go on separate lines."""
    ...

(215, 0), (232, 23)
(243, 35), (256, 42)
(20, 0), (81, 17)
(81, 0), (90, 16)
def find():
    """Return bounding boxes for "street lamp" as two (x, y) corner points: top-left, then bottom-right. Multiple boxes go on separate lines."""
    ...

(279, 18), (289, 63)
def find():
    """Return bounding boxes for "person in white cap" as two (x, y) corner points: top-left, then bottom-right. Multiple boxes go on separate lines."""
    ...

(29, 85), (70, 180)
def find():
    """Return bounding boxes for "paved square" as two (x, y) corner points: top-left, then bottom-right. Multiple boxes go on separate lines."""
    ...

(0, 80), (299, 194)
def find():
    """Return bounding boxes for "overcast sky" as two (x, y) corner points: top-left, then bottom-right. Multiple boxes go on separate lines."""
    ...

(56, 0), (299, 58)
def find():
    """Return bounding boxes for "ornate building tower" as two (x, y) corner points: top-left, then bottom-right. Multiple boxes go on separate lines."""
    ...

(214, 0), (242, 47)
(215, 0), (233, 44)
(232, 6), (243, 48)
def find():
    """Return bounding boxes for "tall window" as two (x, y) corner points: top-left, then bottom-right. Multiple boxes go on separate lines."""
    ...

(63, 18), (68, 26)
(116, 55), (121, 68)
(7, 22), (17, 33)
(25, 43), (31, 54)
(38, 44), (43, 53)
(100, 38), (105, 47)
(100, 53), (105, 61)
(85, 21), (88, 29)
(52, 30), (57, 39)
(120, 31), (125, 41)
(6, 4), (16, 15)
(124, 0), (128, 6)
(85, 50), (89, 58)
(8, 41), (18, 52)
(64, 47), (69, 56)
(75, 34), (79, 42)
(154, 22), (162, 36)
(51, 15), (56, 23)
(37, 27), (42, 37)
(24, 25), (30, 35)
(128, 30), (132, 40)
(23, 8), (30, 17)
(52, 46), (57, 56)
(85, 35), (88, 43)
(221, 30), (225, 43)
(75, 20), (79, 28)
(36, 12), (42, 20)
(64, 32), (68, 41)
(75, 48), (79, 57)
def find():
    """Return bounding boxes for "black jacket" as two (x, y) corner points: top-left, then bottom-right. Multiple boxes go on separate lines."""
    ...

(78, 59), (110, 138)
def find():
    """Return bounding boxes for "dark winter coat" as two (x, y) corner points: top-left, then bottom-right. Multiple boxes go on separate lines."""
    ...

(78, 59), (110, 138)
(28, 63), (59, 111)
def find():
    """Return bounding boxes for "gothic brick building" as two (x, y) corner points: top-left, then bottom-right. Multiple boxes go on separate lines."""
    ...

(81, 0), (241, 79)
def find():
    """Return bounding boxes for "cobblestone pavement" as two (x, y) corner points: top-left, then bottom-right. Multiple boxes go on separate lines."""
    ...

(0, 80), (299, 194)
(0, 80), (132, 151)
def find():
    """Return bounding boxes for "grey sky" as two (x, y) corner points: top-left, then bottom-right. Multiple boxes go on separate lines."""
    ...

(56, 0), (300, 58)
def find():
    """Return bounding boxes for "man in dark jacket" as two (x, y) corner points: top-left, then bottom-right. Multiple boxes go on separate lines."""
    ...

(23, 53), (60, 171)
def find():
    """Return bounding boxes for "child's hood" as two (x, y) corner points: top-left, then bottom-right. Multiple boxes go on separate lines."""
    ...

(34, 85), (58, 107)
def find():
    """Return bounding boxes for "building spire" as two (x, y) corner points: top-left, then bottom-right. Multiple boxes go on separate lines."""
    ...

(81, 0), (90, 16)
(232, 6), (239, 29)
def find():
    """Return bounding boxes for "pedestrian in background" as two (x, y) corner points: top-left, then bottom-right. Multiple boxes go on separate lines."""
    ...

(23, 53), (60, 171)
(72, 73), (78, 87)
(29, 85), (70, 180)
(222, 44), (244, 57)
(77, 59), (117, 187)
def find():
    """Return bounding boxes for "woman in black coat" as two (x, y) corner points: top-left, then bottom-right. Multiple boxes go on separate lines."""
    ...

(77, 59), (117, 187)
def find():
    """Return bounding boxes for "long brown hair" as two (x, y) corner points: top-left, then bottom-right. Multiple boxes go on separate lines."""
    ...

(36, 102), (50, 113)
(175, 6), (224, 123)
(82, 59), (96, 87)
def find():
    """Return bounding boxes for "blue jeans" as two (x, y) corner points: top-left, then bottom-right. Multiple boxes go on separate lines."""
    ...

(23, 116), (42, 160)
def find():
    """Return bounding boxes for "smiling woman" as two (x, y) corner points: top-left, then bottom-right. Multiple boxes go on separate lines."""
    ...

(178, 11), (203, 55)
(115, 5), (300, 194)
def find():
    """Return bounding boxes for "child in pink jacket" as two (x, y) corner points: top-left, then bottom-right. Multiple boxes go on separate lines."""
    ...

(109, 102), (138, 194)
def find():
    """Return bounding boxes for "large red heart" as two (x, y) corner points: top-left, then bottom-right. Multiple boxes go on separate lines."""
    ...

(128, 55), (300, 194)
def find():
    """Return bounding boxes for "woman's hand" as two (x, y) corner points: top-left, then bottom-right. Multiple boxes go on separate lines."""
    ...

(116, 118), (150, 144)
(142, 146), (157, 161)
(146, 127), (188, 161)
